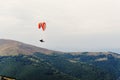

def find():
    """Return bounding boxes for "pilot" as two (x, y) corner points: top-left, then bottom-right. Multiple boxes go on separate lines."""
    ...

(39, 39), (45, 42)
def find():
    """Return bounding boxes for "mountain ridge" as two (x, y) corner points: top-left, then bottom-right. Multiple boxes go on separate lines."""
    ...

(0, 39), (120, 57)
(0, 39), (61, 56)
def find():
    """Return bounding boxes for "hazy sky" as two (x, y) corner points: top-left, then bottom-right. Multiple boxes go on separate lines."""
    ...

(0, 0), (120, 52)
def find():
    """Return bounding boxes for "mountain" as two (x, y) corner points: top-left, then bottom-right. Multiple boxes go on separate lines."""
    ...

(0, 39), (119, 80)
(0, 39), (60, 56)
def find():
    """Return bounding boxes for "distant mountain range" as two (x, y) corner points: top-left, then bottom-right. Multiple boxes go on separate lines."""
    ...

(0, 39), (120, 80)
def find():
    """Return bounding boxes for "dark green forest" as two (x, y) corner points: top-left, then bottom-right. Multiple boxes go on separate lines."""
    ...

(0, 52), (119, 80)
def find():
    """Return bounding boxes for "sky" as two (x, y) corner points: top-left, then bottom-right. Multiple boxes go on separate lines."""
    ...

(0, 0), (120, 52)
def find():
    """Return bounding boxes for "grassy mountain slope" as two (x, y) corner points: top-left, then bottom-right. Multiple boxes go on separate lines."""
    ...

(0, 39), (60, 56)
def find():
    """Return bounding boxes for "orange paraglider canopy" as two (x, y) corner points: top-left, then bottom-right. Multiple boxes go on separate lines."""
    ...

(38, 22), (46, 31)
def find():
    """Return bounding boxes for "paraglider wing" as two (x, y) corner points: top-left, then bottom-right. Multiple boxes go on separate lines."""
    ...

(38, 22), (46, 31)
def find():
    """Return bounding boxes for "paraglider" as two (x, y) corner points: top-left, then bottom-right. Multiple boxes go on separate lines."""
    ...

(38, 22), (46, 43)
